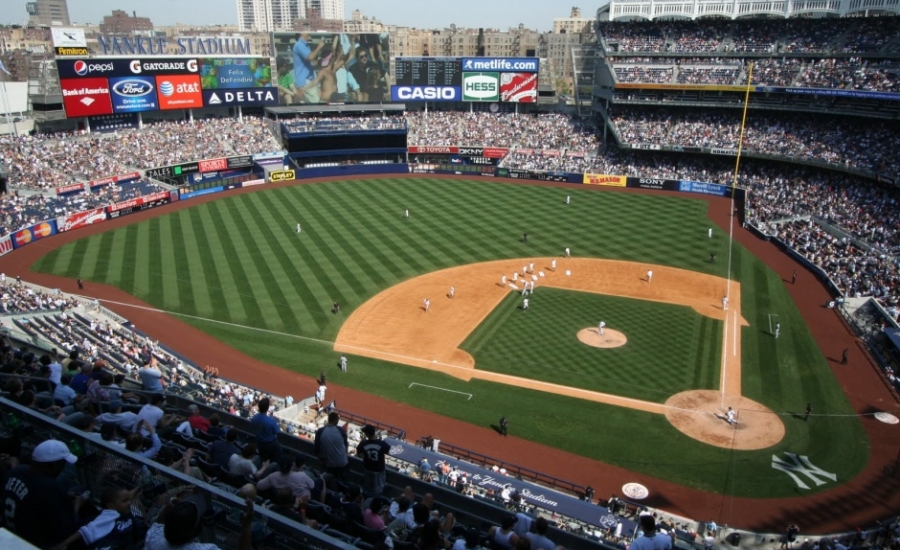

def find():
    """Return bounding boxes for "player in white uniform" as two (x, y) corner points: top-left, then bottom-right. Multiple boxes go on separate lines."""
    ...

(405, 209), (409, 218)
(339, 355), (347, 372)
(448, 286), (455, 298)
(501, 274), (507, 286)
(598, 321), (606, 335)
(528, 262), (534, 273)
(647, 270), (653, 283)
(512, 272), (518, 282)
(708, 227), (713, 238)
(522, 298), (529, 311)
(722, 296), (728, 311)
(775, 323), (781, 338)
(296, 223), (302, 233)
(565, 248), (571, 258)
(424, 299), (430, 312)
(551, 259), (557, 271)
(726, 407), (736, 424)
(566, 195), (570, 204)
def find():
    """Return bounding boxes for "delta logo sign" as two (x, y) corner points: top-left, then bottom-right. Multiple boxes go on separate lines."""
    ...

(155, 75), (203, 110)
(109, 76), (158, 113)
(60, 78), (113, 117)
(462, 72), (499, 102)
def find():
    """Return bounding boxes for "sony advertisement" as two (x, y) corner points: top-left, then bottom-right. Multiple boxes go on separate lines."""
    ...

(272, 32), (390, 104)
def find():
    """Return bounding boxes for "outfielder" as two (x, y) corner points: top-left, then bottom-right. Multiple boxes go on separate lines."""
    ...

(522, 298), (529, 311)
(501, 274), (507, 286)
(405, 209), (409, 218)
(708, 227), (713, 238)
(566, 195), (570, 204)
(565, 247), (571, 258)
(296, 223), (302, 233)
(448, 286), (455, 299)
(339, 355), (347, 372)
(775, 323), (781, 338)
(551, 259), (557, 271)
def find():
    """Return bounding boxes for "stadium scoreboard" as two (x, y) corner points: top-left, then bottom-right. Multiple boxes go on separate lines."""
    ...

(395, 57), (462, 87)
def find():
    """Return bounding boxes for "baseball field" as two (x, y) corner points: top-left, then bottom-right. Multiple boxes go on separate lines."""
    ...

(31, 176), (872, 501)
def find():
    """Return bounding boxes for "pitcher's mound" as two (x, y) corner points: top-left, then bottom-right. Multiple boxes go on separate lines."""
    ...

(577, 328), (627, 348)
(665, 390), (785, 450)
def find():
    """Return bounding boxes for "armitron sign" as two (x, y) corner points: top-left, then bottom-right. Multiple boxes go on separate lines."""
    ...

(270, 170), (295, 182)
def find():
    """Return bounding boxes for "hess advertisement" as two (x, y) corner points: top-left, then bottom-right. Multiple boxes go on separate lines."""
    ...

(272, 32), (390, 104)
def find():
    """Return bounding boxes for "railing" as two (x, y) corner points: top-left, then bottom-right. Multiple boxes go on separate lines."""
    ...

(416, 436), (589, 499)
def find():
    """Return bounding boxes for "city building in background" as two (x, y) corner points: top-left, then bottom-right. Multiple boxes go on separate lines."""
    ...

(306, 0), (344, 21)
(26, 0), (71, 27)
(237, 0), (308, 32)
(99, 10), (153, 34)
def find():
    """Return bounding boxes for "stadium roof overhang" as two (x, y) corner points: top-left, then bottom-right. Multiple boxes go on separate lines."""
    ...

(266, 104), (407, 118)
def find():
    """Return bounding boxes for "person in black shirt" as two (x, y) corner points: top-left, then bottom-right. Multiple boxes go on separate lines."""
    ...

(356, 425), (391, 497)
(2, 440), (86, 549)
(206, 430), (240, 470)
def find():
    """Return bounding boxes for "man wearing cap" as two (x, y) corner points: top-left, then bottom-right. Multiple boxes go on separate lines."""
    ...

(1, 440), (86, 548)
(357, 425), (391, 496)
(631, 515), (673, 550)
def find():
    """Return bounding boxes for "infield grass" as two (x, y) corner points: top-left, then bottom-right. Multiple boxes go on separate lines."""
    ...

(32, 177), (868, 497)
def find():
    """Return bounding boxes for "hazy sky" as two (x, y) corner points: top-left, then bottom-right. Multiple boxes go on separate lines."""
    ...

(2, 0), (592, 32)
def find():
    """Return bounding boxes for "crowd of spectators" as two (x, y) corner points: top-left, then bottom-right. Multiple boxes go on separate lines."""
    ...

(599, 16), (900, 55)
(609, 106), (900, 175)
(676, 65), (742, 84)
(408, 111), (600, 152)
(0, 117), (281, 190)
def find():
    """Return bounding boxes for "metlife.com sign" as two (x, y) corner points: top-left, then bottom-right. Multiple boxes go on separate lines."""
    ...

(461, 57), (539, 73)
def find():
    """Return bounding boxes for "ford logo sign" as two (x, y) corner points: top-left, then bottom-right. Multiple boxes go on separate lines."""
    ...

(113, 80), (153, 97)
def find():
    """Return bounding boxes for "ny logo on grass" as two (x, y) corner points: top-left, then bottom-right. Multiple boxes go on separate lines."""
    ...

(771, 452), (837, 490)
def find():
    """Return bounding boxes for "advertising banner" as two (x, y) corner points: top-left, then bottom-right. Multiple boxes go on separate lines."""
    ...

(107, 191), (170, 218)
(12, 221), (57, 249)
(270, 170), (295, 182)
(199, 158), (228, 173)
(56, 183), (85, 195)
(583, 174), (627, 186)
(203, 88), (279, 107)
(709, 148), (737, 156)
(461, 57), (539, 73)
(227, 156), (253, 169)
(181, 186), (225, 200)
(614, 83), (747, 92)
(200, 57), (273, 89)
(109, 76), (159, 113)
(56, 208), (108, 232)
(626, 177), (673, 190)
(56, 58), (199, 79)
(272, 32), (391, 104)
(52, 28), (88, 56)
(89, 172), (141, 190)
(408, 146), (458, 154)
(462, 72), (500, 102)
(391, 85), (461, 102)
(500, 72), (537, 103)
(155, 75), (203, 110)
(0, 235), (13, 258)
(61, 78), (114, 117)
(678, 180), (729, 197)
(89, 113), (140, 133)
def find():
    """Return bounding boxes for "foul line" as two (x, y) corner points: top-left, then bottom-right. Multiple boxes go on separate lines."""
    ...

(768, 313), (779, 334)
(409, 383), (472, 401)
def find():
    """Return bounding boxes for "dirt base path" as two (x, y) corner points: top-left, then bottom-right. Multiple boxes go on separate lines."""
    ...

(336, 258), (761, 433)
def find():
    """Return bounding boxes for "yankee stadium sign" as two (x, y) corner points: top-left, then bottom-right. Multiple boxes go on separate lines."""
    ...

(97, 35), (252, 56)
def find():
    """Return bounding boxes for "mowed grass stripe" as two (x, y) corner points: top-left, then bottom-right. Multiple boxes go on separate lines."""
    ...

(194, 206), (247, 322)
(156, 215), (189, 312)
(90, 232), (114, 281)
(176, 210), (215, 317)
(133, 222), (153, 300)
(104, 229), (128, 286)
(224, 198), (297, 332)
(238, 194), (307, 332)
(76, 231), (104, 280)
(289, 184), (396, 300)
(311, 182), (422, 283)
(206, 200), (268, 327)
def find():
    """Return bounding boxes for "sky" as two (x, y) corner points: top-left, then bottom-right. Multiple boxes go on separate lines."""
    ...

(2, 0), (592, 32)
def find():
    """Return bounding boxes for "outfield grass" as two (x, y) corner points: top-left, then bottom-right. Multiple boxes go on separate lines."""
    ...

(463, 289), (722, 402)
(32, 178), (868, 497)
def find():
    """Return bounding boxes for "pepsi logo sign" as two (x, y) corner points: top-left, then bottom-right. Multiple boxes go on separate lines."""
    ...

(74, 60), (87, 75)
(72, 60), (114, 76)
(112, 79), (153, 97)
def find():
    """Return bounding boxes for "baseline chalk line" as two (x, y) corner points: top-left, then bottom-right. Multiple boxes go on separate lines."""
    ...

(409, 383), (472, 401)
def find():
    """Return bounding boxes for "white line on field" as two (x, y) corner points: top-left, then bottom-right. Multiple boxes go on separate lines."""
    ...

(733, 311), (737, 356)
(409, 383), (472, 400)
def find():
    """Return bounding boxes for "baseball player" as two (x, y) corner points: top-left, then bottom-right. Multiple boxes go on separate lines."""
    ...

(529, 262), (534, 274)
(448, 286), (455, 299)
(522, 265), (528, 276)
(522, 298), (529, 311)
(566, 195), (570, 205)
(722, 296), (728, 311)
(598, 321), (606, 336)
(339, 355), (347, 372)
(405, 209), (409, 218)
(708, 227), (713, 238)
(501, 274), (507, 286)
(647, 270), (653, 283)
(512, 272), (518, 282)
(296, 223), (302, 233)
(565, 247), (571, 258)
(726, 407), (736, 424)
(775, 323), (781, 338)
(529, 280), (535, 293)
(521, 283), (529, 296)
(424, 299), (430, 312)
(551, 259), (557, 271)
